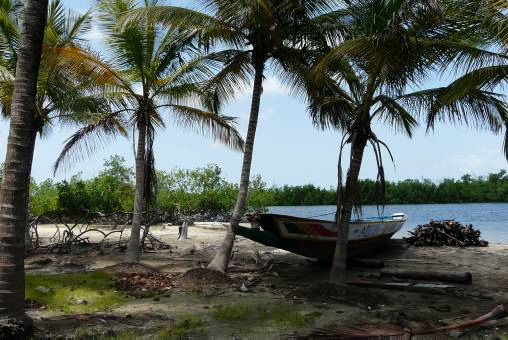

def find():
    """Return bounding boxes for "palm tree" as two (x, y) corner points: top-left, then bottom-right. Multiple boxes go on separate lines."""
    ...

(0, 0), (48, 330)
(53, 0), (245, 263)
(307, 0), (508, 284)
(118, 0), (337, 273)
(0, 0), (112, 253)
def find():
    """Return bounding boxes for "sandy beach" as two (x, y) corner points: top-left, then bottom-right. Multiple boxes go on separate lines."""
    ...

(25, 223), (508, 338)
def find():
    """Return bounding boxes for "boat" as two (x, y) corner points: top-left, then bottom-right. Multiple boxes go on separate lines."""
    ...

(236, 213), (407, 260)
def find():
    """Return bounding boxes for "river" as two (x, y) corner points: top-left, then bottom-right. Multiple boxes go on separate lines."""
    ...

(268, 203), (508, 243)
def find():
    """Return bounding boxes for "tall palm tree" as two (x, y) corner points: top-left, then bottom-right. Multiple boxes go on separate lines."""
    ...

(119, 0), (337, 273)
(0, 0), (111, 253)
(0, 0), (48, 330)
(53, 0), (245, 263)
(307, 0), (508, 284)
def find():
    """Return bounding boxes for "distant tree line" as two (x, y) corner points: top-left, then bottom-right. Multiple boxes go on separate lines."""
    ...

(1, 156), (506, 217)
(270, 172), (508, 206)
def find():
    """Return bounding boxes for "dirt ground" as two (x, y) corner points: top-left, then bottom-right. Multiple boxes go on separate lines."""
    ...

(26, 224), (508, 339)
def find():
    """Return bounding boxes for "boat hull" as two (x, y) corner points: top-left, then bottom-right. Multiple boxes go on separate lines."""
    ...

(237, 213), (406, 260)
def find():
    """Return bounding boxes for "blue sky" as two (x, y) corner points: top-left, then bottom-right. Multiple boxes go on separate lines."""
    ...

(0, 0), (506, 187)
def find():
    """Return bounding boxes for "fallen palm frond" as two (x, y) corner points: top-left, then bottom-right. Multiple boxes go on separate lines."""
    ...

(292, 304), (507, 338)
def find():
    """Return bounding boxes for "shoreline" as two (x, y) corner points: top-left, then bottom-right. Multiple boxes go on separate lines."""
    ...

(31, 222), (508, 246)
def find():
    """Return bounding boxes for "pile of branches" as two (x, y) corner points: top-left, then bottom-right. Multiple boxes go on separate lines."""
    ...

(405, 220), (488, 247)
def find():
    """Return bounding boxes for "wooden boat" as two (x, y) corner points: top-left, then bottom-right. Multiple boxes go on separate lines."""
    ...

(236, 213), (407, 260)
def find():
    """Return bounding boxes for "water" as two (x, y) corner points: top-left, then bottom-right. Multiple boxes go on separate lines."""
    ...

(268, 203), (508, 244)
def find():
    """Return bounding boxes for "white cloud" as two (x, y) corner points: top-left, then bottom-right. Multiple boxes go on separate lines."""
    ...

(436, 144), (507, 178)
(263, 77), (290, 96)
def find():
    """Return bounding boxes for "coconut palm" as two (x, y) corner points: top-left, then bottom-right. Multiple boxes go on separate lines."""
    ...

(0, 0), (108, 324)
(307, 0), (508, 284)
(118, 0), (337, 273)
(0, 0), (48, 329)
(53, 0), (245, 263)
(0, 0), (113, 254)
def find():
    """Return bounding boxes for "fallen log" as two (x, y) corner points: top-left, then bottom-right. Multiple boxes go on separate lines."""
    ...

(380, 269), (472, 284)
(348, 281), (454, 295)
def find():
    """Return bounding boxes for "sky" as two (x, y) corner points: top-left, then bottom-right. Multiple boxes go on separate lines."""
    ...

(0, 0), (506, 188)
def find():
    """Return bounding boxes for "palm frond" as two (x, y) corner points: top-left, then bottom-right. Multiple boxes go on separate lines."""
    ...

(53, 113), (128, 174)
(398, 88), (508, 134)
(42, 46), (132, 92)
(166, 104), (244, 152)
(203, 50), (253, 105)
(372, 95), (418, 137)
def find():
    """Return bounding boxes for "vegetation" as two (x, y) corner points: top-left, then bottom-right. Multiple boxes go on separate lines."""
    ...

(211, 302), (316, 327)
(23, 157), (508, 217)
(157, 317), (207, 338)
(25, 270), (125, 313)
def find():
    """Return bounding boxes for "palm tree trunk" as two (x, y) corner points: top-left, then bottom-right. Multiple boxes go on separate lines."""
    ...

(0, 0), (48, 326)
(24, 130), (38, 255)
(126, 119), (147, 263)
(208, 61), (264, 273)
(329, 134), (368, 284)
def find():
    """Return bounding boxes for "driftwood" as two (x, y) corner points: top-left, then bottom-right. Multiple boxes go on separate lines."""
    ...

(348, 281), (455, 295)
(405, 220), (488, 247)
(380, 269), (472, 284)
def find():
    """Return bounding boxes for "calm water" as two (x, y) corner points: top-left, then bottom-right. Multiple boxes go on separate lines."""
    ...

(268, 203), (508, 244)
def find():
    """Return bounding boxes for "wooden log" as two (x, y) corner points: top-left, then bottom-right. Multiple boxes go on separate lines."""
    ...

(348, 281), (454, 295)
(380, 269), (472, 284)
(436, 226), (465, 246)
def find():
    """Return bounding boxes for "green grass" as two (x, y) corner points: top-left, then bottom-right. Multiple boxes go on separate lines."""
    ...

(211, 302), (317, 327)
(157, 317), (207, 339)
(74, 327), (139, 339)
(211, 303), (252, 321)
(99, 330), (139, 340)
(72, 317), (207, 340)
(26, 270), (126, 313)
